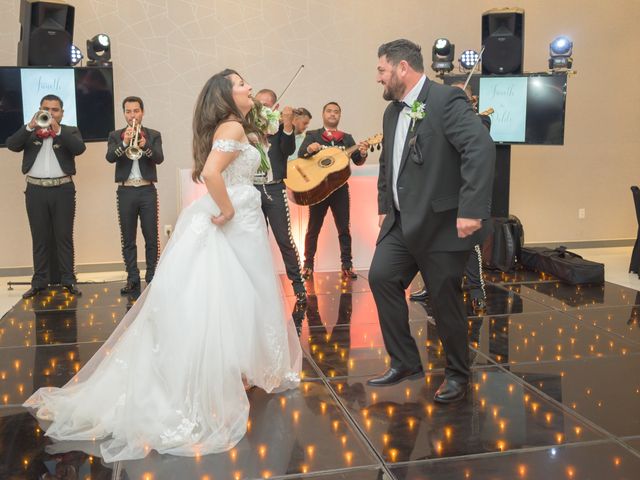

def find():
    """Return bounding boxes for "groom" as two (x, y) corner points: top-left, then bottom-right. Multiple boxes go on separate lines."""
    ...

(367, 39), (495, 403)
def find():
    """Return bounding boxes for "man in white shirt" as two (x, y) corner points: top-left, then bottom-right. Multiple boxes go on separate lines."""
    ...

(367, 39), (495, 404)
(6, 94), (86, 299)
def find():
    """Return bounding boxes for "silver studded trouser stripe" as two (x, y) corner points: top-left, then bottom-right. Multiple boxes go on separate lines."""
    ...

(257, 183), (305, 292)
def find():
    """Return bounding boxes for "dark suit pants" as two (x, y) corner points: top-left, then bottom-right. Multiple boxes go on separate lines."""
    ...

(257, 182), (305, 294)
(304, 183), (352, 269)
(369, 215), (471, 384)
(117, 185), (159, 284)
(25, 182), (77, 287)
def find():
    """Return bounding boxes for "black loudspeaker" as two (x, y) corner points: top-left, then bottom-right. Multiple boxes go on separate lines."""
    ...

(17, 0), (75, 66)
(481, 8), (524, 75)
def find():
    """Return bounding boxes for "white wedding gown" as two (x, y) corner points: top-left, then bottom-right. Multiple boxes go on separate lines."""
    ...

(24, 139), (302, 462)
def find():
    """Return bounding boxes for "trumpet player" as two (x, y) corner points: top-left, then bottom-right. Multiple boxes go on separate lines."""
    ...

(6, 94), (86, 299)
(106, 96), (164, 296)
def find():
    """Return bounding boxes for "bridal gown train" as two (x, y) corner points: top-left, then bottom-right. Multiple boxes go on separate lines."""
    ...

(24, 139), (302, 462)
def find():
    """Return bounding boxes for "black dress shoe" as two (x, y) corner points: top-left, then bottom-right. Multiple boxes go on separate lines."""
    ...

(341, 265), (358, 279)
(409, 288), (428, 302)
(366, 366), (424, 387)
(120, 281), (141, 295)
(22, 286), (45, 299)
(434, 378), (468, 404)
(62, 284), (82, 296)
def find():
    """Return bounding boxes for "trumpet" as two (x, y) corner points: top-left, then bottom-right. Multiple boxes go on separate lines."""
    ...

(35, 110), (52, 128)
(125, 119), (143, 160)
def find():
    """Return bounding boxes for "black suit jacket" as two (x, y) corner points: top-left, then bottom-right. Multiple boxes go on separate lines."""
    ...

(106, 127), (164, 182)
(6, 125), (86, 175)
(377, 78), (495, 254)
(266, 123), (296, 181)
(298, 128), (367, 165)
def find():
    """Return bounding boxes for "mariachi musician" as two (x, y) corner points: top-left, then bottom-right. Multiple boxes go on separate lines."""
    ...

(106, 96), (164, 296)
(297, 101), (369, 279)
(252, 88), (307, 305)
(6, 94), (86, 299)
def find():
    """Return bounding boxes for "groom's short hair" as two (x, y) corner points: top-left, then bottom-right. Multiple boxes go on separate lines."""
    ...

(378, 39), (424, 72)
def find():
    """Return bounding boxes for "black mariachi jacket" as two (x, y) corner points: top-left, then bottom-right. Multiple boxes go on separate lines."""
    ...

(6, 124), (86, 175)
(298, 128), (367, 165)
(106, 127), (164, 182)
(266, 123), (296, 181)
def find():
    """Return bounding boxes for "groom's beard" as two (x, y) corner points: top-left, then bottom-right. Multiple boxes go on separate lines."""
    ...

(382, 72), (404, 101)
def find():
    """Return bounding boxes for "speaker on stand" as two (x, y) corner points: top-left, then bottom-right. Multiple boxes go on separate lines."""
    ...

(482, 7), (524, 75)
(481, 8), (524, 218)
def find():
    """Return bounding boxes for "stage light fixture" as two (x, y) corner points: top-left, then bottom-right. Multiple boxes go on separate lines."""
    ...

(86, 34), (112, 66)
(431, 38), (455, 75)
(459, 49), (480, 72)
(70, 44), (83, 66)
(548, 36), (573, 70)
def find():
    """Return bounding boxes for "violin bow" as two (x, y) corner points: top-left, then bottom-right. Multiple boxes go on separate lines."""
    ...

(274, 64), (305, 108)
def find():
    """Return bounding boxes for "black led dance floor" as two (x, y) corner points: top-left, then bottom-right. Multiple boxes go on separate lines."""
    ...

(1, 269), (640, 479)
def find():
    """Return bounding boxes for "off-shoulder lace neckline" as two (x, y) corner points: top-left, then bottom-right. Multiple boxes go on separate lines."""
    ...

(211, 139), (250, 150)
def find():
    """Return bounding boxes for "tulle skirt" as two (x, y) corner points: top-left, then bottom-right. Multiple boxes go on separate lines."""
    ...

(24, 185), (302, 462)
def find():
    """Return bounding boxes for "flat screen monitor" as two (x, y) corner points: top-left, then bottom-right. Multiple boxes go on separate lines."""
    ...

(0, 66), (115, 147)
(444, 73), (567, 145)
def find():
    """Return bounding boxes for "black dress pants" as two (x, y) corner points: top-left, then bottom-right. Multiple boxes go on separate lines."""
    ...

(117, 184), (159, 284)
(369, 215), (471, 383)
(257, 182), (305, 294)
(25, 182), (77, 287)
(304, 183), (352, 269)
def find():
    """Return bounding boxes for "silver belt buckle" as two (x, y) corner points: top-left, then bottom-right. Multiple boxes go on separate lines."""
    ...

(42, 179), (54, 187)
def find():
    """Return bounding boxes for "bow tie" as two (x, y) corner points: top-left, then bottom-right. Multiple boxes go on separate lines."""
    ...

(322, 129), (344, 143)
(35, 129), (57, 139)
(393, 100), (410, 110)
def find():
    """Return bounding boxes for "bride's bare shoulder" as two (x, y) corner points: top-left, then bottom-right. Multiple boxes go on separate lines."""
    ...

(214, 121), (246, 142)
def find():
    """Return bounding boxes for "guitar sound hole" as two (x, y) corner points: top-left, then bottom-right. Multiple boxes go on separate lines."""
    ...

(319, 157), (334, 168)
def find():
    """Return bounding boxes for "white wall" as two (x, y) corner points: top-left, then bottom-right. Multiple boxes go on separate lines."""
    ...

(0, 0), (637, 270)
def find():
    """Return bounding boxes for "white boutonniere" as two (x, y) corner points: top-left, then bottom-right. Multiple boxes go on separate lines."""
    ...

(406, 101), (426, 132)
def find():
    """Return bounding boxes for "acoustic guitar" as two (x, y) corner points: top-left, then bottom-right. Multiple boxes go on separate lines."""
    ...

(285, 133), (383, 206)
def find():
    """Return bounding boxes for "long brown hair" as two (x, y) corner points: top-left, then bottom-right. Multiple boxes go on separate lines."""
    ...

(192, 69), (265, 182)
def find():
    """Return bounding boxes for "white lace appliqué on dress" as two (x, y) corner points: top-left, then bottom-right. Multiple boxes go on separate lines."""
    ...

(23, 138), (302, 462)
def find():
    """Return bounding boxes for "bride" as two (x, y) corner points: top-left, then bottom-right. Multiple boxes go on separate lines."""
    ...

(23, 69), (302, 462)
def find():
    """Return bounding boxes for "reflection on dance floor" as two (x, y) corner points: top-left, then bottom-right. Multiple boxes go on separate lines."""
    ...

(1, 269), (640, 479)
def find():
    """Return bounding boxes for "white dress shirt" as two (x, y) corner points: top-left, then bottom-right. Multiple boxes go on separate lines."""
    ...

(26, 126), (66, 179)
(289, 132), (306, 161)
(392, 75), (426, 210)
